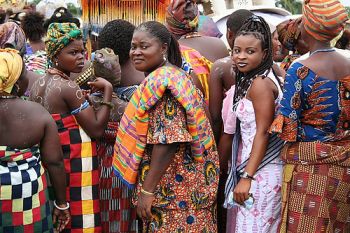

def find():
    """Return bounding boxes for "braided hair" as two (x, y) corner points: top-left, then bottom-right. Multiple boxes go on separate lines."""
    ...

(135, 21), (182, 68)
(232, 15), (278, 109)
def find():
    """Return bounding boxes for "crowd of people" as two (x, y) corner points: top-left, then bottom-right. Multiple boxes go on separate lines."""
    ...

(0, 0), (350, 232)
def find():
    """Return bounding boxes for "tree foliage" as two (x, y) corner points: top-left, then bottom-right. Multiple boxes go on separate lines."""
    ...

(275, 0), (302, 15)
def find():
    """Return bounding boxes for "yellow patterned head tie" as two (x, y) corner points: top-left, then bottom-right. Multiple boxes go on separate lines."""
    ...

(0, 48), (23, 94)
(303, 0), (349, 42)
(45, 22), (82, 66)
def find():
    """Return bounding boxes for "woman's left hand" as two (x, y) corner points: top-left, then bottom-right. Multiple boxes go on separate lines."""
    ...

(137, 192), (155, 221)
(233, 178), (252, 205)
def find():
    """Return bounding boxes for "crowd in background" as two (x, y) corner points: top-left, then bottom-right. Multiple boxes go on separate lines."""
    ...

(0, 0), (350, 233)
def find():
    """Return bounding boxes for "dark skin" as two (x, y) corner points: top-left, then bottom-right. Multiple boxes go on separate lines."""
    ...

(0, 69), (69, 232)
(299, 22), (350, 79)
(30, 39), (113, 139)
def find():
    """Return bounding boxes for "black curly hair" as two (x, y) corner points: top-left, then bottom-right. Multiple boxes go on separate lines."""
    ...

(135, 21), (182, 68)
(21, 12), (45, 42)
(43, 7), (80, 31)
(98, 19), (135, 65)
(232, 15), (280, 108)
(226, 9), (254, 34)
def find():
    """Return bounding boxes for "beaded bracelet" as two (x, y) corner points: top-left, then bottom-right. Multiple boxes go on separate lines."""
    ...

(97, 100), (114, 109)
(54, 200), (70, 210)
(141, 187), (154, 196)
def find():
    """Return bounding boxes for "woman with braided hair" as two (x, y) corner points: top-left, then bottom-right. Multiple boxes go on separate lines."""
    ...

(221, 15), (284, 232)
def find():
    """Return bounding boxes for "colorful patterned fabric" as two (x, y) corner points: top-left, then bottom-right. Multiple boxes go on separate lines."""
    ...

(278, 142), (350, 233)
(165, 0), (199, 36)
(303, 0), (348, 42)
(52, 113), (101, 233)
(24, 50), (47, 76)
(0, 48), (23, 94)
(132, 90), (219, 231)
(198, 14), (223, 38)
(113, 65), (213, 187)
(270, 62), (350, 232)
(180, 45), (212, 104)
(0, 145), (53, 233)
(98, 120), (138, 232)
(0, 22), (26, 55)
(45, 23), (82, 66)
(277, 17), (302, 52)
(280, 54), (301, 72)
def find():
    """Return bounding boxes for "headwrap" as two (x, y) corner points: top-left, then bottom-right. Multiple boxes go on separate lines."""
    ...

(277, 17), (302, 51)
(45, 22), (82, 65)
(303, 0), (349, 42)
(166, 0), (199, 36)
(0, 22), (26, 55)
(0, 48), (23, 94)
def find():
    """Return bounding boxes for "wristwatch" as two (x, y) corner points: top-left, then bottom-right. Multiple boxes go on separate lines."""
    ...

(240, 171), (255, 180)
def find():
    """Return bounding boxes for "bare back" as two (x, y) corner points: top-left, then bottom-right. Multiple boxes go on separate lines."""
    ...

(179, 36), (229, 62)
(300, 51), (350, 80)
(0, 99), (51, 149)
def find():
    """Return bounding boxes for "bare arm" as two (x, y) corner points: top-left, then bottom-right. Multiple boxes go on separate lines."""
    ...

(218, 133), (234, 175)
(64, 78), (113, 138)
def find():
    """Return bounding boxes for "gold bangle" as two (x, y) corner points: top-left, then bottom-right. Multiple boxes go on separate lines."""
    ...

(141, 187), (154, 196)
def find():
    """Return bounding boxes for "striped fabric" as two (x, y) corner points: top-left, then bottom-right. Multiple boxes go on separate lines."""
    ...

(303, 0), (348, 42)
(0, 145), (53, 233)
(180, 45), (212, 104)
(113, 65), (213, 187)
(52, 113), (101, 233)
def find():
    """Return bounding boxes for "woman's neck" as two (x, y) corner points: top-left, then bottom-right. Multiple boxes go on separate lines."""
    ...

(308, 40), (332, 54)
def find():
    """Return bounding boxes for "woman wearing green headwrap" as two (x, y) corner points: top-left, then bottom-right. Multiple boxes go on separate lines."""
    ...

(30, 22), (114, 233)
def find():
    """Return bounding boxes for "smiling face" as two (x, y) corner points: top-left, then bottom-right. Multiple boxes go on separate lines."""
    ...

(232, 34), (266, 74)
(54, 39), (85, 74)
(129, 30), (167, 73)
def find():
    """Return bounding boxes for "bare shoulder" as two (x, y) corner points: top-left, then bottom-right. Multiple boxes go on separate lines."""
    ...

(250, 75), (277, 97)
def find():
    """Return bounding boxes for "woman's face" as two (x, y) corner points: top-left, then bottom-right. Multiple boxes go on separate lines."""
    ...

(55, 39), (85, 74)
(232, 34), (266, 74)
(130, 30), (166, 73)
(272, 30), (283, 62)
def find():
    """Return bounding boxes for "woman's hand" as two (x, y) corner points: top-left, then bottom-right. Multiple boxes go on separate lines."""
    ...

(233, 178), (252, 205)
(87, 77), (112, 93)
(137, 192), (155, 221)
(52, 206), (70, 232)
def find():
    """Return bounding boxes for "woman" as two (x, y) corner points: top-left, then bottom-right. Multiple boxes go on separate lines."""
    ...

(0, 48), (69, 232)
(277, 17), (309, 71)
(270, 1), (350, 232)
(221, 16), (284, 232)
(30, 22), (113, 233)
(0, 22), (26, 55)
(113, 21), (219, 232)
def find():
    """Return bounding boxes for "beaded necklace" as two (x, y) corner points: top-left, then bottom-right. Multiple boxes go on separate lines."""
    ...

(0, 95), (17, 99)
(181, 32), (201, 39)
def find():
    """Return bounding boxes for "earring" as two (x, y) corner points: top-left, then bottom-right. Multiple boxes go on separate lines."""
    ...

(14, 83), (20, 93)
(55, 60), (58, 67)
(163, 54), (167, 62)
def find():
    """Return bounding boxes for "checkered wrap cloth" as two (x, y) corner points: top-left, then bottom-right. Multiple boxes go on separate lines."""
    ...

(0, 145), (52, 233)
(279, 141), (350, 233)
(113, 65), (213, 188)
(52, 113), (101, 233)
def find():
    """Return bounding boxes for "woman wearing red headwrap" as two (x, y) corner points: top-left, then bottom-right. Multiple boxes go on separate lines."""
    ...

(270, 1), (350, 232)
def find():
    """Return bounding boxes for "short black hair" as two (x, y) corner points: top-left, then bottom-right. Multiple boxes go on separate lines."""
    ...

(226, 9), (254, 34)
(21, 12), (45, 42)
(98, 19), (135, 65)
(43, 7), (80, 31)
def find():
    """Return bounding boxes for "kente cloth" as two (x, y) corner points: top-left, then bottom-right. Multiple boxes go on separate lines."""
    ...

(52, 113), (101, 233)
(0, 22), (26, 55)
(0, 145), (53, 233)
(303, 0), (349, 42)
(97, 121), (138, 233)
(277, 17), (302, 52)
(278, 141), (350, 233)
(113, 65), (213, 187)
(131, 90), (218, 218)
(180, 45), (212, 104)
(270, 62), (350, 142)
(165, 0), (199, 36)
(45, 23), (82, 65)
(0, 48), (23, 94)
